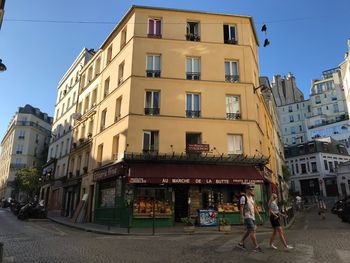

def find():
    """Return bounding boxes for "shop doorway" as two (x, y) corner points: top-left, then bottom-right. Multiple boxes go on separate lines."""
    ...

(174, 186), (189, 222)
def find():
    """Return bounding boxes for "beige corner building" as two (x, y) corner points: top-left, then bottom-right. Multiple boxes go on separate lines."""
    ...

(70, 6), (280, 227)
(0, 105), (52, 200)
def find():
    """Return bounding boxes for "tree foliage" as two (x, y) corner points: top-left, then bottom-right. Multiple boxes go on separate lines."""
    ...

(14, 167), (40, 199)
(282, 165), (292, 181)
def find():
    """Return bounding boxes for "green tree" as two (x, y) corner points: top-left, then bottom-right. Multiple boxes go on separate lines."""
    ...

(282, 165), (292, 181)
(15, 167), (40, 199)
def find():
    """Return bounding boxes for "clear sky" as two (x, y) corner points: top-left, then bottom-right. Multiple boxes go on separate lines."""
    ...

(0, 0), (350, 139)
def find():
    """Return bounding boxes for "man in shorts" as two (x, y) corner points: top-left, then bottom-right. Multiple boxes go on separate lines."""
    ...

(236, 184), (263, 252)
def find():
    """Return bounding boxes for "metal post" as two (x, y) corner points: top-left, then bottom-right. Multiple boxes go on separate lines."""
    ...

(0, 242), (3, 263)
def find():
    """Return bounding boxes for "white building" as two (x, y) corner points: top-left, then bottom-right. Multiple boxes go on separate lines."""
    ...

(0, 105), (52, 199)
(307, 67), (350, 151)
(41, 48), (94, 213)
(336, 161), (350, 197)
(285, 137), (350, 198)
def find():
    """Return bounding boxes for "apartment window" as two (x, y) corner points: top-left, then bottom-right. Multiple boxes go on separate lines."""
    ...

(186, 57), (200, 80)
(145, 91), (160, 115)
(104, 77), (110, 98)
(18, 130), (25, 139)
(301, 163), (307, 174)
(288, 105), (292, 112)
(148, 18), (162, 38)
(143, 131), (159, 153)
(60, 141), (64, 157)
(329, 162), (334, 172)
(295, 163), (299, 174)
(324, 159), (328, 170)
(118, 62), (125, 85)
(224, 60), (239, 82)
(91, 88), (97, 107)
(226, 95), (240, 120)
(112, 134), (120, 160)
(146, 55), (161, 77)
(299, 125), (303, 132)
(80, 73), (86, 89)
(72, 92), (76, 104)
(315, 95), (321, 104)
(186, 93), (200, 118)
(87, 67), (93, 82)
(115, 96), (122, 122)
(317, 107), (322, 115)
(88, 119), (94, 135)
(100, 109), (107, 131)
(291, 126), (296, 134)
(333, 103), (339, 113)
(106, 45), (113, 64)
(311, 162), (317, 172)
(84, 95), (90, 113)
(289, 115), (294, 122)
(227, 134), (243, 154)
(120, 27), (127, 49)
(16, 144), (23, 154)
(331, 91), (337, 101)
(186, 21), (200, 41)
(95, 57), (101, 76)
(97, 144), (103, 167)
(67, 98), (71, 109)
(223, 24), (237, 44)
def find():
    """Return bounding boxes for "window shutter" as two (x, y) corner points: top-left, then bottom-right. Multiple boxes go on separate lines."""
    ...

(223, 25), (229, 41)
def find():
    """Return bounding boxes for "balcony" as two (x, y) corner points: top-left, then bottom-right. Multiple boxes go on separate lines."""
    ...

(226, 113), (241, 120)
(186, 33), (200, 42)
(146, 70), (161, 78)
(144, 107), (160, 115)
(224, 38), (237, 44)
(186, 72), (200, 80)
(225, 75), (239, 82)
(147, 33), (162, 39)
(308, 114), (349, 129)
(186, 110), (201, 118)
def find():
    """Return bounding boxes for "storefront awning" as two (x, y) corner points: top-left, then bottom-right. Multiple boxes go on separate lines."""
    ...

(128, 164), (264, 185)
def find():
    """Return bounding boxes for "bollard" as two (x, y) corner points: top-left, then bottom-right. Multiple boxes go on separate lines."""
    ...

(0, 242), (3, 263)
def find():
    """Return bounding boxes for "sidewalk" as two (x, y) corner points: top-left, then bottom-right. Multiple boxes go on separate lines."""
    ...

(47, 212), (298, 236)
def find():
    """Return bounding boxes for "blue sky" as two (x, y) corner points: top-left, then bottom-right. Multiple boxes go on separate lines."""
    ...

(0, 0), (350, 139)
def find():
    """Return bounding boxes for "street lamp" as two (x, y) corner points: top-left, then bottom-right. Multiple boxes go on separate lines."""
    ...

(0, 59), (6, 72)
(253, 84), (270, 94)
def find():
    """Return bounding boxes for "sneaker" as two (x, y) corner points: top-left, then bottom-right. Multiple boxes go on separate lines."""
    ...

(253, 246), (263, 252)
(270, 244), (278, 250)
(236, 243), (246, 250)
(285, 245), (294, 250)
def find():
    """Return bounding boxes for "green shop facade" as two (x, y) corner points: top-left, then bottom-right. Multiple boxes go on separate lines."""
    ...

(93, 154), (273, 228)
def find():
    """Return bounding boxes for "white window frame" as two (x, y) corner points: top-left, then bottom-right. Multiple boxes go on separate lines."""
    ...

(227, 134), (243, 155)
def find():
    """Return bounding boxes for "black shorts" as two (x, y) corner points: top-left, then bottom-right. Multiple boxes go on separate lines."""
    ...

(270, 214), (281, 228)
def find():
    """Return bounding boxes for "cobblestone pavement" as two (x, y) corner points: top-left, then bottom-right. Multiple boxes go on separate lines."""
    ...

(1, 206), (350, 263)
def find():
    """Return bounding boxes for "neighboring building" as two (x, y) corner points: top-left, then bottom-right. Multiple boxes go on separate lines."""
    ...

(272, 73), (310, 145)
(260, 76), (288, 201)
(70, 6), (280, 226)
(285, 137), (350, 197)
(0, 105), (52, 199)
(336, 161), (350, 197)
(41, 48), (94, 216)
(306, 67), (350, 150)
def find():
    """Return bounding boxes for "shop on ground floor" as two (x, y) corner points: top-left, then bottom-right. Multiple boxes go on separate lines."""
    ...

(93, 156), (273, 228)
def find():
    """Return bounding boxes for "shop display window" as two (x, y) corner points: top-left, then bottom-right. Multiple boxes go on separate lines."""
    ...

(133, 188), (172, 217)
(99, 180), (116, 208)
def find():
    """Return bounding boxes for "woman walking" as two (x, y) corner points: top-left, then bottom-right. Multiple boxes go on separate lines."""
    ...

(268, 193), (293, 250)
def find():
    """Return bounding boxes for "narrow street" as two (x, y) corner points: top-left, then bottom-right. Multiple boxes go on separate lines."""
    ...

(1, 206), (350, 263)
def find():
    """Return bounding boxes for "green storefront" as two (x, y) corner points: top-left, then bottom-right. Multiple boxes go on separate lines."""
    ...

(93, 155), (271, 228)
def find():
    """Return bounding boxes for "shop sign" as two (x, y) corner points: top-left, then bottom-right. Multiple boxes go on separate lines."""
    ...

(128, 177), (263, 184)
(93, 164), (125, 181)
(198, 209), (218, 226)
(187, 144), (210, 152)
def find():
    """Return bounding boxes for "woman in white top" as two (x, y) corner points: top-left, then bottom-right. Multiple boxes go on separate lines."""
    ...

(268, 193), (293, 250)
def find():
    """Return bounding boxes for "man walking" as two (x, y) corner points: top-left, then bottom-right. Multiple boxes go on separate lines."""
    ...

(237, 184), (263, 252)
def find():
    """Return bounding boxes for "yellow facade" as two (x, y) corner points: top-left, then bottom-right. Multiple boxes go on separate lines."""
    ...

(72, 6), (278, 223)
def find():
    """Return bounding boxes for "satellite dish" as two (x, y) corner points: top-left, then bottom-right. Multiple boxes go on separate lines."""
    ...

(72, 112), (82, 120)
